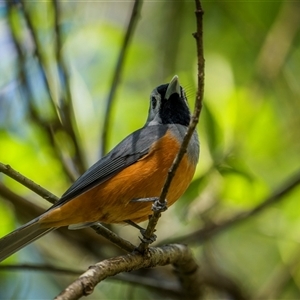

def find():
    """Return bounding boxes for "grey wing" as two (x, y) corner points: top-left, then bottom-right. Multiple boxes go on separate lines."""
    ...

(50, 125), (168, 208)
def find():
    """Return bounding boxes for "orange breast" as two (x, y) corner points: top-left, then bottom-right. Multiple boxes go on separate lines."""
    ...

(39, 132), (196, 227)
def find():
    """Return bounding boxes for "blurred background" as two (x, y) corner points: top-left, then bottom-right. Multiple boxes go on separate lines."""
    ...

(0, 0), (300, 299)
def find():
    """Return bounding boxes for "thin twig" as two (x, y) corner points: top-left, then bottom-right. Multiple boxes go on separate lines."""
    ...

(137, 0), (205, 253)
(5, 1), (60, 156)
(0, 163), (59, 204)
(20, 0), (58, 120)
(19, 1), (84, 180)
(7, 1), (77, 182)
(52, 0), (87, 175)
(55, 244), (201, 300)
(5, 0), (34, 108)
(100, 0), (142, 157)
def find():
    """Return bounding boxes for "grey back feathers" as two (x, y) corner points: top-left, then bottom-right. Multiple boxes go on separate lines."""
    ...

(54, 125), (169, 207)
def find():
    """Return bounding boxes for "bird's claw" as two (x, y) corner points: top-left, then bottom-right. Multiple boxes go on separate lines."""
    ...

(152, 198), (168, 213)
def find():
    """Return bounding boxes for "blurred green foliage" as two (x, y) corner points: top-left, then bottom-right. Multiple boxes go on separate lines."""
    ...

(0, 1), (300, 299)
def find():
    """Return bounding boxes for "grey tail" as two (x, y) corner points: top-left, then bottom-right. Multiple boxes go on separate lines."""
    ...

(0, 218), (55, 262)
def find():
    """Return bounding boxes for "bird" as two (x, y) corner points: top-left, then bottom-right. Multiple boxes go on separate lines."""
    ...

(0, 75), (199, 261)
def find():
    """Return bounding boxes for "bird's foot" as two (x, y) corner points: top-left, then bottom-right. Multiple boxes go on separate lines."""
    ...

(151, 198), (168, 213)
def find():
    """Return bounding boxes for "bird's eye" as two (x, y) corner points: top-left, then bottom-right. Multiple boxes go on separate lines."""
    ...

(151, 97), (157, 109)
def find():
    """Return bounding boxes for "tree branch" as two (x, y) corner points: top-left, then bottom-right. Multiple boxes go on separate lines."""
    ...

(55, 244), (201, 300)
(5, 1), (75, 183)
(12, 1), (86, 179)
(5, 1), (82, 182)
(19, 0), (58, 121)
(137, 0), (205, 252)
(0, 162), (59, 204)
(52, 0), (87, 175)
